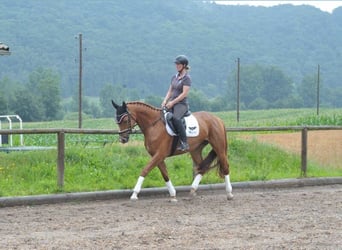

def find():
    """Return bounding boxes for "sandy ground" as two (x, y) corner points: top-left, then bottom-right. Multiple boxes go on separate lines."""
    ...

(0, 184), (341, 249)
(241, 130), (342, 168)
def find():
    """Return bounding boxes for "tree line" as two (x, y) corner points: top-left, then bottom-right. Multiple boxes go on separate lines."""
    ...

(1, 64), (339, 122)
(1, 0), (342, 109)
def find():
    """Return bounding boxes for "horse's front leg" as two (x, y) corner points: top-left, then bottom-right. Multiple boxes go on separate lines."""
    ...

(130, 176), (144, 200)
(158, 161), (177, 202)
(130, 154), (164, 201)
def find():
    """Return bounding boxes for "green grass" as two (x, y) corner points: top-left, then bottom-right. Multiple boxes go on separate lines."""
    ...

(1, 136), (341, 197)
(0, 108), (341, 197)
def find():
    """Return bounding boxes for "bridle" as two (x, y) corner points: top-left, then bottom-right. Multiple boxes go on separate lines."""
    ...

(116, 111), (137, 135)
(116, 109), (163, 135)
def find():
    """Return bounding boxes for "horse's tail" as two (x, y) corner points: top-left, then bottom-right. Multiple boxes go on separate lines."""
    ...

(198, 149), (218, 175)
(198, 118), (228, 178)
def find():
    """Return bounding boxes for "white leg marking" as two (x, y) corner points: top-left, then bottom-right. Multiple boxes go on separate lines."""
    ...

(166, 180), (176, 197)
(191, 174), (203, 191)
(225, 174), (234, 200)
(130, 176), (144, 200)
(130, 192), (138, 201)
(166, 180), (177, 202)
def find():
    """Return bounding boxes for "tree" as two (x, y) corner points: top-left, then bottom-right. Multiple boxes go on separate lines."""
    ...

(10, 88), (44, 121)
(188, 89), (210, 112)
(69, 93), (101, 118)
(248, 97), (269, 110)
(240, 65), (264, 109)
(298, 75), (317, 108)
(145, 95), (163, 107)
(323, 86), (342, 107)
(99, 83), (128, 117)
(209, 96), (228, 112)
(227, 64), (295, 109)
(0, 77), (19, 115)
(27, 68), (62, 120)
(0, 92), (8, 115)
(260, 66), (293, 107)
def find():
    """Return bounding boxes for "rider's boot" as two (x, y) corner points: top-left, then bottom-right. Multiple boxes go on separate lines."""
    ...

(172, 118), (189, 151)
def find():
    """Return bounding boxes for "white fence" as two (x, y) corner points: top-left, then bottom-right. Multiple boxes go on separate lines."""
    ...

(0, 115), (23, 146)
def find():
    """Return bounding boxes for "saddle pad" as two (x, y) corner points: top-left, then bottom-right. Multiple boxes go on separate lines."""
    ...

(166, 114), (199, 137)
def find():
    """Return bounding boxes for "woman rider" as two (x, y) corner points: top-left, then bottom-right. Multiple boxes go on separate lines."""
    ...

(161, 55), (191, 151)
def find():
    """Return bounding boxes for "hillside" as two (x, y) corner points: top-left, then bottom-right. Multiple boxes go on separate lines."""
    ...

(1, 0), (342, 104)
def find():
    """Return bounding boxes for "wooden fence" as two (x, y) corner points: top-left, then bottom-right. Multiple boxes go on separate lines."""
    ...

(1, 126), (341, 188)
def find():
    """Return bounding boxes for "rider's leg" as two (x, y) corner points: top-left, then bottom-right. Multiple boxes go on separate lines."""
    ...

(172, 117), (189, 151)
(172, 103), (189, 151)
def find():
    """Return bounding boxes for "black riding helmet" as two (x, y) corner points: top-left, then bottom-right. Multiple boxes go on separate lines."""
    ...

(174, 55), (189, 66)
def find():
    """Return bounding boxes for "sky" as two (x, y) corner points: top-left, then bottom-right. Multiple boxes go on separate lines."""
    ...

(215, 1), (342, 13)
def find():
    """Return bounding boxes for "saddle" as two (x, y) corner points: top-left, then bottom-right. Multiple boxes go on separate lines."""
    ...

(164, 110), (199, 137)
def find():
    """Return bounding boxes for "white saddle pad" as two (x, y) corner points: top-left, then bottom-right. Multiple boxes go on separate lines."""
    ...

(166, 114), (200, 137)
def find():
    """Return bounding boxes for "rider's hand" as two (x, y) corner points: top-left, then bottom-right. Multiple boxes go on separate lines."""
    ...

(166, 101), (173, 110)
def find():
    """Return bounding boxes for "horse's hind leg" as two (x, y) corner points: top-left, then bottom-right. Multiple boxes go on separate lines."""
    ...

(213, 146), (233, 200)
(208, 122), (233, 200)
(224, 173), (233, 200)
(158, 161), (177, 202)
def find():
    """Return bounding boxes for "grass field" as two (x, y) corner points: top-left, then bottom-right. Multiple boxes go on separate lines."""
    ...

(0, 108), (341, 197)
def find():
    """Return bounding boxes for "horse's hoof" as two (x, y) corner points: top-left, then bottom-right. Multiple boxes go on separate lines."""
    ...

(169, 197), (178, 203)
(130, 192), (138, 201)
(227, 193), (234, 200)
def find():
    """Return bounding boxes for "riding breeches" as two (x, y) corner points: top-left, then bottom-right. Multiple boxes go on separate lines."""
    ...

(171, 103), (188, 119)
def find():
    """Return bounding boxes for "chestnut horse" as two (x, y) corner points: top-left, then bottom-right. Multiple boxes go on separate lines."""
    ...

(112, 101), (233, 201)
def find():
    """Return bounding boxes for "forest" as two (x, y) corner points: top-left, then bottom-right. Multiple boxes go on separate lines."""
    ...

(1, 0), (342, 120)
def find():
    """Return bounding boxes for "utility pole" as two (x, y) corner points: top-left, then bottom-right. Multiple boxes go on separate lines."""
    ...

(236, 57), (240, 123)
(78, 33), (83, 128)
(316, 64), (320, 116)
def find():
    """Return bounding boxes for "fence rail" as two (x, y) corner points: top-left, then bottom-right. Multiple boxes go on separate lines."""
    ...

(1, 126), (342, 188)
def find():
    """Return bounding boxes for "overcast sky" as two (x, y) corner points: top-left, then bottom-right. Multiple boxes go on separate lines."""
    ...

(215, 1), (342, 13)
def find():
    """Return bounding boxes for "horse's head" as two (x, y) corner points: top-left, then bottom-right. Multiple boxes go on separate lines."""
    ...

(111, 100), (136, 143)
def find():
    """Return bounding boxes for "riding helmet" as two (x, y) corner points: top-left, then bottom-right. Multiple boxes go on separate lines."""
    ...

(174, 55), (189, 66)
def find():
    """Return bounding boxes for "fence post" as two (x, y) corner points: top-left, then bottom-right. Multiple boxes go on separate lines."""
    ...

(57, 131), (65, 188)
(301, 127), (308, 177)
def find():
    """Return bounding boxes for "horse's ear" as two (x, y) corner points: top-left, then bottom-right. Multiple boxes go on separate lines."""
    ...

(122, 101), (126, 108)
(111, 100), (119, 109)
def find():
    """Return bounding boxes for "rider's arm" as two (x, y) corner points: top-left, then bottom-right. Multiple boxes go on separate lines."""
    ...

(162, 85), (172, 107)
(167, 85), (190, 109)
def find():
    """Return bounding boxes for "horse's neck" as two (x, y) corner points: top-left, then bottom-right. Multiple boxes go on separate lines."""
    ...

(128, 103), (160, 130)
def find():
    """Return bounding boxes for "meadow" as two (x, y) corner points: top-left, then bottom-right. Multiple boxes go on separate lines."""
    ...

(0, 108), (341, 197)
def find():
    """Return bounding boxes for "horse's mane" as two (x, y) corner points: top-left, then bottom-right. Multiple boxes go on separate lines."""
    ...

(127, 101), (162, 112)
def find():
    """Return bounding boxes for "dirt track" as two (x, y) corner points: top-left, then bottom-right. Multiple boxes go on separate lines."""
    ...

(1, 185), (341, 249)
